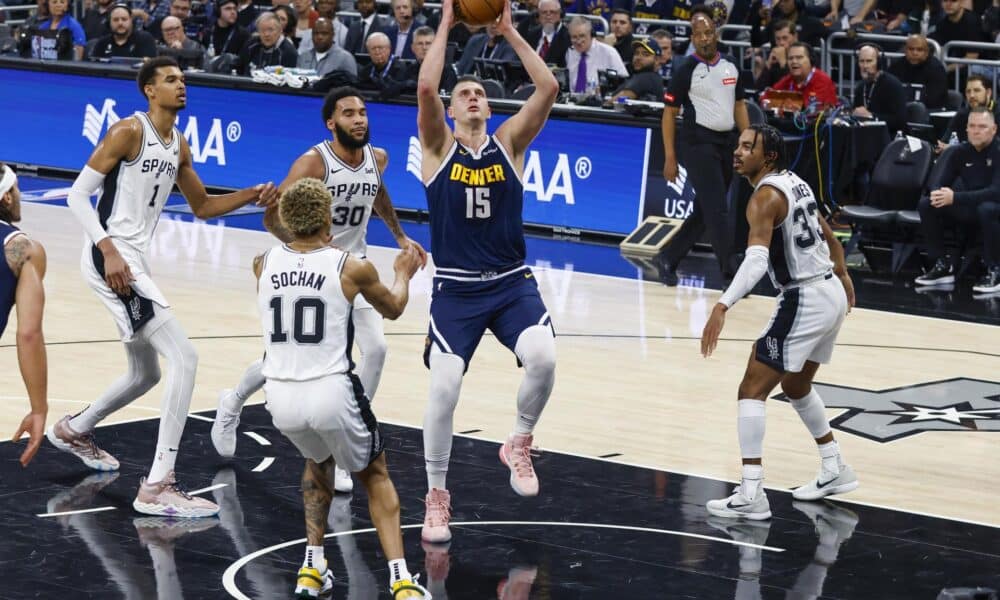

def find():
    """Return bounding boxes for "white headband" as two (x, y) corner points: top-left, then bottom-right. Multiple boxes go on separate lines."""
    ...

(0, 166), (16, 198)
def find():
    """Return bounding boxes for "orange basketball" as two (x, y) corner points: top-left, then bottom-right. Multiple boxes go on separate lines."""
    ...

(454, 0), (504, 27)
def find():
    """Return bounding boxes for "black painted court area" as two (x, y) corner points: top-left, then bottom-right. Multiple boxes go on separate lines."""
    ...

(0, 405), (996, 599)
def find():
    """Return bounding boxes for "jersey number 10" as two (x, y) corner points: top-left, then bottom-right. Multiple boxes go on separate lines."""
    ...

(465, 187), (491, 219)
(268, 296), (326, 344)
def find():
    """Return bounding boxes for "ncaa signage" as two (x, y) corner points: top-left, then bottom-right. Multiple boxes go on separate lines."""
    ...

(0, 67), (650, 236)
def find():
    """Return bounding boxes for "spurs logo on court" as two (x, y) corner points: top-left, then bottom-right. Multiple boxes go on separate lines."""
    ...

(765, 336), (780, 360)
(82, 99), (121, 145)
(774, 378), (1000, 442)
(128, 296), (142, 321)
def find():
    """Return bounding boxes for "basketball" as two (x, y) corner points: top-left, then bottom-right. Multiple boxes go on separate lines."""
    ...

(454, 0), (504, 27)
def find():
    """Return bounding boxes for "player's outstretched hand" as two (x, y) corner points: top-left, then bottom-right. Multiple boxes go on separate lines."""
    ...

(12, 411), (46, 467)
(497, 0), (514, 35)
(400, 236), (428, 268)
(439, 0), (455, 29)
(394, 245), (422, 279)
(838, 272), (855, 313)
(701, 303), (727, 358)
(254, 182), (279, 208)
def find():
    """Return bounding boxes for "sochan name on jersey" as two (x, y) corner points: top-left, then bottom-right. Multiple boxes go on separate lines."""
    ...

(82, 99), (234, 165)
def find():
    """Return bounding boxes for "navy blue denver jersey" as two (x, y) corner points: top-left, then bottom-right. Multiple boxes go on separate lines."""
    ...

(425, 136), (526, 271)
(0, 221), (22, 337)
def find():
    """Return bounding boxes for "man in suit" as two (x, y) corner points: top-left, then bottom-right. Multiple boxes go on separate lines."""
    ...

(343, 0), (389, 54)
(457, 21), (517, 75)
(524, 0), (569, 67)
(385, 0), (416, 59)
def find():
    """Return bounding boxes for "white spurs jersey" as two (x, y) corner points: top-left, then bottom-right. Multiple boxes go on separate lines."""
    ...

(313, 141), (382, 257)
(755, 169), (834, 288)
(258, 245), (353, 382)
(97, 112), (180, 254)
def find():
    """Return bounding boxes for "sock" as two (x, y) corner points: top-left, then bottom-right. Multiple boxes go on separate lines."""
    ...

(818, 440), (843, 475)
(427, 472), (447, 491)
(741, 464), (764, 501)
(231, 359), (265, 412)
(737, 399), (766, 460)
(388, 558), (410, 585)
(513, 326), (556, 435)
(789, 388), (832, 439)
(148, 445), (178, 483)
(304, 545), (325, 570)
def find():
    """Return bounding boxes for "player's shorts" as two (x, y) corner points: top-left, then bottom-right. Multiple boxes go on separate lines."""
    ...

(756, 273), (847, 373)
(81, 240), (170, 342)
(424, 264), (553, 371)
(263, 372), (384, 472)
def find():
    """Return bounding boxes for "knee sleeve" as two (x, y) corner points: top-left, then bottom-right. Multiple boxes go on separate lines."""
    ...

(514, 325), (556, 377)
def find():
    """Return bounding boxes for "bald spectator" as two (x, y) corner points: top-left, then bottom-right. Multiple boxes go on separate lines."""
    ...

(604, 9), (635, 69)
(297, 17), (356, 77)
(888, 34), (948, 109)
(158, 15), (205, 68)
(91, 4), (158, 59)
(238, 12), (297, 74)
(149, 0), (192, 41)
(613, 39), (665, 101)
(565, 17), (627, 96)
(358, 31), (410, 95)
(854, 44), (907, 133)
(200, 0), (250, 58)
(525, 0), (570, 67)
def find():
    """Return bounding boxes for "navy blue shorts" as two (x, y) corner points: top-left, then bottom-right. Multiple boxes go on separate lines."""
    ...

(424, 267), (553, 371)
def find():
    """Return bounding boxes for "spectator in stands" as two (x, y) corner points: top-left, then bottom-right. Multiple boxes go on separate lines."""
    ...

(149, 0), (191, 42)
(404, 25), (456, 92)
(238, 11), (297, 74)
(754, 19), (796, 90)
(19, 0), (48, 32)
(236, 0), (258, 29)
(92, 4), (157, 59)
(515, 0), (541, 36)
(273, 5), (300, 46)
(888, 34), (948, 109)
(411, 0), (435, 26)
(650, 29), (677, 80)
(358, 31), (409, 94)
(761, 41), (838, 109)
(565, 16), (627, 96)
(938, 74), (1000, 148)
(200, 0), (249, 58)
(874, 0), (910, 31)
(386, 0), (416, 58)
(853, 43), (907, 133)
(629, 0), (672, 37)
(297, 17), (355, 76)
(526, 0), (570, 67)
(457, 21), (517, 75)
(613, 38), (665, 100)
(315, 0), (348, 48)
(825, 0), (878, 26)
(604, 9), (635, 69)
(81, 0), (114, 41)
(750, 0), (826, 48)
(292, 0), (317, 51)
(931, 0), (984, 75)
(158, 14), (205, 68)
(37, 0), (86, 60)
(131, 0), (170, 31)
(915, 108), (1000, 291)
(344, 0), (387, 53)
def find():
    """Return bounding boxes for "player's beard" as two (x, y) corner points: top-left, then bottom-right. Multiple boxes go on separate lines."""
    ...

(334, 122), (370, 149)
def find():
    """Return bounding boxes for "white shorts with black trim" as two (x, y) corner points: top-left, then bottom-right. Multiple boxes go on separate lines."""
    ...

(756, 274), (847, 373)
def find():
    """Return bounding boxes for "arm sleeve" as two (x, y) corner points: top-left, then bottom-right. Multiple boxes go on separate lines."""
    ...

(67, 166), (111, 245)
(718, 245), (770, 308)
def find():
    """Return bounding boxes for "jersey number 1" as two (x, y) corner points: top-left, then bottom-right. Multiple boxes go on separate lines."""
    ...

(465, 187), (491, 219)
(268, 296), (326, 344)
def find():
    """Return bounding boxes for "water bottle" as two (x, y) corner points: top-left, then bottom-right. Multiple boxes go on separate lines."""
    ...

(586, 77), (599, 98)
(949, 131), (960, 146)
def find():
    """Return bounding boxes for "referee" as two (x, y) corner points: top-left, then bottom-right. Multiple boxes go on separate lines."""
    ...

(660, 4), (750, 286)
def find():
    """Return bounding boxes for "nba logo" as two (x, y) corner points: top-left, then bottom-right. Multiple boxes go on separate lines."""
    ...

(766, 336), (780, 361)
(297, 258), (305, 269)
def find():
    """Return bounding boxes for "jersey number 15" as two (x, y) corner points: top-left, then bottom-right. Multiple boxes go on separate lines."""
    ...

(465, 187), (491, 219)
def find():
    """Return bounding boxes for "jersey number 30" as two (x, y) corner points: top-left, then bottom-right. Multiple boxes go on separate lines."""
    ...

(332, 205), (366, 226)
(465, 187), (491, 219)
(268, 296), (326, 344)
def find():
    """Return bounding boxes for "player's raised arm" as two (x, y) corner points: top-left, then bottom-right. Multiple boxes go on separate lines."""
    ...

(263, 150), (327, 243)
(494, 0), (559, 159)
(176, 137), (279, 219)
(342, 247), (421, 320)
(371, 147), (428, 267)
(416, 0), (454, 158)
(9, 237), (47, 467)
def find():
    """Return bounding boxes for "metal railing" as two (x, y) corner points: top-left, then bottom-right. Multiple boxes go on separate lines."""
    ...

(941, 40), (1000, 93)
(824, 31), (941, 98)
(0, 4), (36, 27)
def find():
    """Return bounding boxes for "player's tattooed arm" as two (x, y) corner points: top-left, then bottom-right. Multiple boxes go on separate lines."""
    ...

(301, 458), (335, 546)
(4, 235), (34, 279)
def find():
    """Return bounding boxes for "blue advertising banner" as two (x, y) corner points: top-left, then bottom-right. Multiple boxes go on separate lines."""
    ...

(0, 67), (650, 235)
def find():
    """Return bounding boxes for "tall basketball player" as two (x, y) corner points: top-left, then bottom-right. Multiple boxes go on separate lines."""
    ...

(256, 178), (428, 599)
(50, 57), (279, 517)
(211, 86), (426, 495)
(0, 163), (49, 467)
(701, 124), (859, 520)
(416, 0), (559, 543)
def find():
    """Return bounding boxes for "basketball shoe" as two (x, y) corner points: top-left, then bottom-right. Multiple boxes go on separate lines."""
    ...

(422, 488), (452, 543)
(334, 465), (353, 494)
(391, 575), (431, 598)
(295, 563), (334, 599)
(134, 471), (220, 518)
(46, 415), (120, 471)
(499, 434), (539, 497)
(706, 488), (772, 520)
(792, 464), (859, 501)
(211, 389), (241, 458)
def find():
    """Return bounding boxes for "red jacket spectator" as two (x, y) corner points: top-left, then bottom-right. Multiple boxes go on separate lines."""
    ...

(765, 68), (838, 108)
